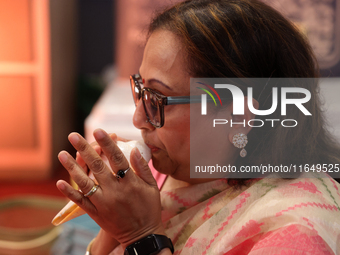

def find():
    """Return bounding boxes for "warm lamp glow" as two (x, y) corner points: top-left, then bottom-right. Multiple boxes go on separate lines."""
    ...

(0, 77), (36, 149)
(0, 0), (51, 180)
(0, 0), (32, 61)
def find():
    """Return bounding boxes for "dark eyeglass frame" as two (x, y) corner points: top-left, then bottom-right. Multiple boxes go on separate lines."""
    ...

(130, 74), (201, 128)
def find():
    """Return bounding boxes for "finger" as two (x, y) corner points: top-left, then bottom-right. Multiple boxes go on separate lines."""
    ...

(58, 150), (102, 197)
(93, 129), (131, 179)
(56, 180), (97, 215)
(130, 147), (158, 188)
(68, 133), (115, 187)
(109, 133), (118, 142)
(76, 144), (102, 169)
(76, 151), (88, 173)
(94, 145), (102, 155)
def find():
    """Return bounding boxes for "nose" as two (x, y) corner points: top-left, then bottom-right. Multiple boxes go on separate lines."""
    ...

(133, 100), (155, 130)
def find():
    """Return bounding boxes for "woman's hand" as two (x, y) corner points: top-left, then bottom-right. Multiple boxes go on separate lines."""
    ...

(56, 129), (165, 248)
(75, 133), (130, 175)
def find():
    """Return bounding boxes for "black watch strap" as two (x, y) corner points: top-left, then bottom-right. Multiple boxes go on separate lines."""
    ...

(124, 234), (174, 255)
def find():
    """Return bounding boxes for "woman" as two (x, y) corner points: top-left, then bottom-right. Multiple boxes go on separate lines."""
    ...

(56, 0), (340, 254)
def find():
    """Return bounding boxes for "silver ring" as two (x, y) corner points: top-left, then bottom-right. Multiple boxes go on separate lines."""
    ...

(83, 184), (100, 197)
(116, 166), (131, 179)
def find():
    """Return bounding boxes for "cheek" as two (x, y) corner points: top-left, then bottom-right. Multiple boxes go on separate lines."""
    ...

(154, 106), (191, 173)
(162, 106), (190, 156)
(162, 127), (190, 159)
(164, 104), (190, 124)
(190, 105), (236, 167)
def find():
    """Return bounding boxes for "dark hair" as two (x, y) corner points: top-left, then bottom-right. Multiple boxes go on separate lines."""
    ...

(149, 0), (340, 184)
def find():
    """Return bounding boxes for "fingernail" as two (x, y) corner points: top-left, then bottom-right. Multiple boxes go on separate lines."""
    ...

(94, 145), (102, 155)
(58, 182), (65, 191)
(110, 133), (118, 143)
(135, 148), (142, 159)
(69, 133), (79, 144)
(94, 129), (106, 140)
(59, 152), (68, 164)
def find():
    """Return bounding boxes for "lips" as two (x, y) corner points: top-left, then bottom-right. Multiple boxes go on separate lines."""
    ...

(146, 143), (160, 153)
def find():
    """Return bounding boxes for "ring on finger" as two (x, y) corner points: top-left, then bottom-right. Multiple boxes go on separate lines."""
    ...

(83, 184), (100, 197)
(116, 166), (130, 179)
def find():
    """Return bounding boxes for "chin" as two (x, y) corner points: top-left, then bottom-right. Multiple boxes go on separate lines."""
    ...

(151, 156), (170, 175)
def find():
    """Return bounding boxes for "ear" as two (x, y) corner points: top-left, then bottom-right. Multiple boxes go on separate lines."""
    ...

(228, 97), (259, 143)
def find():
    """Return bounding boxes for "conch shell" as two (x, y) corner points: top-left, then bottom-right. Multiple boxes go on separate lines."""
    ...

(52, 140), (151, 226)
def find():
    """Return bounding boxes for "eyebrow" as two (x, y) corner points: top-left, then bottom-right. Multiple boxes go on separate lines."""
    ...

(138, 71), (173, 91)
(147, 78), (173, 91)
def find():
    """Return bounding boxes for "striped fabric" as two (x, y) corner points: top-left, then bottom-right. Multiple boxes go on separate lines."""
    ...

(160, 174), (340, 254)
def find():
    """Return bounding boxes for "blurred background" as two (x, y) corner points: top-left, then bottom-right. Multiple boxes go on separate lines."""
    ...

(0, 0), (339, 254)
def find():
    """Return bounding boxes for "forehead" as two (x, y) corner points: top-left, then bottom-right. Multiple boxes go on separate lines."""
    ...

(139, 29), (190, 94)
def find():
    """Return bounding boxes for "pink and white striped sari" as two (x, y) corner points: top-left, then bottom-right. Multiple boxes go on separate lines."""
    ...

(161, 174), (340, 254)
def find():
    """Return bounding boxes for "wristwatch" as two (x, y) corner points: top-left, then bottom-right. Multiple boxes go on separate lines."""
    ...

(124, 234), (174, 255)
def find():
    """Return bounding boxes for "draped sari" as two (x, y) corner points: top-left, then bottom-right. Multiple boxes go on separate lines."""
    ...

(161, 174), (340, 254)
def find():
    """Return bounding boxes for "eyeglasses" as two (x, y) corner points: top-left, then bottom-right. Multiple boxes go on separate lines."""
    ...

(130, 74), (198, 128)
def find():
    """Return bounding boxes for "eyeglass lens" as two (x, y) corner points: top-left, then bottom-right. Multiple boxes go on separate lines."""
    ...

(131, 77), (140, 106)
(143, 90), (162, 127)
(131, 76), (162, 128)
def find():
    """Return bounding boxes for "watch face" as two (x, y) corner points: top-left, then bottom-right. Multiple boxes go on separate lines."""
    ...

(136, 236), (158, 251)
(125, 234), (174, 255)
(125, 235), (158, 255)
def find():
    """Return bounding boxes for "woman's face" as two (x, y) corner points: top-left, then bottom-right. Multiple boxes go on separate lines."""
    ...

(133, 29), (240, 183)
(133, 29), (192, 181)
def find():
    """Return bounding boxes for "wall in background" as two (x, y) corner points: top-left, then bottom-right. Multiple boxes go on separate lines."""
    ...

(0, 0), (78, 180)
(0, 0), (52, 180)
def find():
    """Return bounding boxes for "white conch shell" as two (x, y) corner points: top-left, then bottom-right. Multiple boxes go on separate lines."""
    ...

(52, 140), (151, 226)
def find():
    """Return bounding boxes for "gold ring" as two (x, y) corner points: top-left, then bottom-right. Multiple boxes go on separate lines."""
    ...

(83, 184), (100, 197)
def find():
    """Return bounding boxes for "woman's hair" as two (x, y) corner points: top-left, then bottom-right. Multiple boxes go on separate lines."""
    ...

(148, 0), (340, 183)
